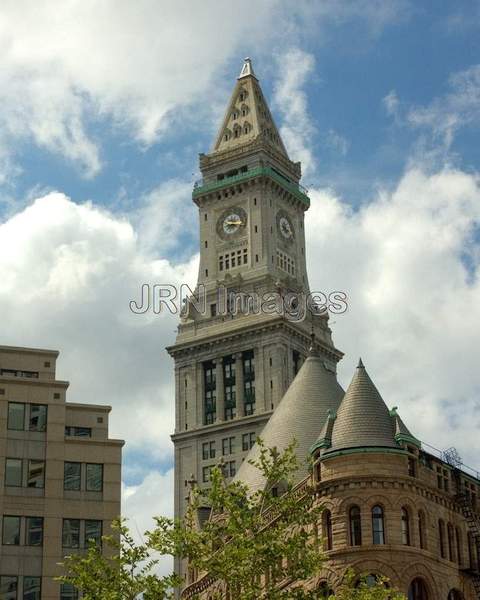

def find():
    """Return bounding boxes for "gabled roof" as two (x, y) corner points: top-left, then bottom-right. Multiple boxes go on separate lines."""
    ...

(234, 354), (344, 493)
(211, 58), (289, 157)
(323, 359), (399, 454)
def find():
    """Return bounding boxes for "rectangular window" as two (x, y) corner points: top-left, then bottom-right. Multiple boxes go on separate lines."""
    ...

(7, 402), (25, 430)
(204, 362), (217, 425)
(202, 441), (215, 460)
(5, 458), (22, 487)
(0, 576), (17, 600)
(2, 515), (21, 545)
(86, 464), (103, 492)
(229, 461), (236, 477)
(25, 516), (43, 546)
(84, 520), (102, 547)
(242, 432), (256, 451)
(65, 426), (92, 437)
(202, 442), (209, 460)
(222, 437), (235, 455)
(27, 460), (45, 488)
(64, 462), (81, 491)
(60, 584), (78, 600)
(29, 404), (47, 432)
(60, 583), (78, 600)
(62, 519), (80, 548)
(23, 576), (41, 600)
(202, 466), (212, 483)
(210, 303), (217, 317)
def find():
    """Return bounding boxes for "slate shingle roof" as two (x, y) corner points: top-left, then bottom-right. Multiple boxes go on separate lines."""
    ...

(234, 355), (344, 492)
(323, 359), (399, 454)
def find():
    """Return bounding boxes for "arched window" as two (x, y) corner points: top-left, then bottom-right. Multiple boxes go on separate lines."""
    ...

(447, 523), (455, 562)
(418, 510), (426, 549)
(372, 505), (385, 545)
(355, 574), (386, 589)
(322, 509), (333, 551)
(455, 527), (462, 566)
(401, 507), (410, 546)
(408, 577), (428, 600)
(448, 590), (464, 600)
(318, 581), (334, 598)
(349, 505), (362, 546)
(438, 519), (446, 558)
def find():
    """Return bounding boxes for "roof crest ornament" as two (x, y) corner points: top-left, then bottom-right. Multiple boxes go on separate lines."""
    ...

(239, 57), (255, 79)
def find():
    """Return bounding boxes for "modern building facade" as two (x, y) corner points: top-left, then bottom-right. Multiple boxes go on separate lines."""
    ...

(168, 57), (342, 581)
(0, 345), (124, 599)
(173, 59), (480, 599)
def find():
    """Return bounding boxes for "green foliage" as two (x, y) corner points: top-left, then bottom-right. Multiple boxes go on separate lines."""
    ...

(328, 569), (406, 600)
(58, 519), (181, 600)
(59, 439), (406, 600)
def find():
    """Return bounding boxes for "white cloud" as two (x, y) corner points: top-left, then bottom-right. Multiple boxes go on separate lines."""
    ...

(122, 469), (174, 577)
(389, 64), (480, 155)
(0, 1), (406, 180)
(273, 48), (317, 175)
(0, 191), (198, 460)
(306, 167), (480, 469)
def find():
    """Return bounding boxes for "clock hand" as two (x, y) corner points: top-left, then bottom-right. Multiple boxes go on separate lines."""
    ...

(225, 220), (242, 226)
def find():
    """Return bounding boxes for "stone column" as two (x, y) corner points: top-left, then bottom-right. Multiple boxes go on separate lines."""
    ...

(195, 361), (204, 427)
(214, 358), (224, 422)
(235, 352), (245, 418)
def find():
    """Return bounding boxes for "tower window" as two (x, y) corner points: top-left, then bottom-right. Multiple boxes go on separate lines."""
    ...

(205, 240), (208, 248)
(276, 250), (295, 276)
(401, 507), (411, 546)
(243, 350), (255, 415)
(255, 225), (258, 233)
(205, 269), (208, 277)
(349, 506), (362, 546)
(203, 362), (216, 425)
(224, 356), (236, 420)
(372, 505), (385, 545)
(322, 510), (333, 550)
(255, 254), (258, 263)
(222, 436), (235, 455)
(204, 213), (208, 221)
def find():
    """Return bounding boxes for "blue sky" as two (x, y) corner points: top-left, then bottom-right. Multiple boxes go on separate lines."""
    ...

(1, 1), (480, 530)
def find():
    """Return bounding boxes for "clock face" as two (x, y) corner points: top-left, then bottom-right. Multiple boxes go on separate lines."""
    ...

(216, 207), (247, 240)
(276, 211), (294, 241)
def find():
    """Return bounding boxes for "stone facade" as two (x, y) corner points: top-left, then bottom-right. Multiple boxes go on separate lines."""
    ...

(169, 59), (342, 584)
(181, 447), (480, 599)
(172, 59), (480, 599)
(0, 345), (124, 599)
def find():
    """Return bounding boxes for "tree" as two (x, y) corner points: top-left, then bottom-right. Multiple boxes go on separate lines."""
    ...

(60, 439), (406, 600)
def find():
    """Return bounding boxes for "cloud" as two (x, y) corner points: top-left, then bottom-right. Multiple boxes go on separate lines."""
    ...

(123, 468), (174, 577)
(384, 65), (480, 159)
(273, 48), (317, 175)
(306, 167), (480, 468)
(0, 190), (198, 461)
(0, 1), (406, 181)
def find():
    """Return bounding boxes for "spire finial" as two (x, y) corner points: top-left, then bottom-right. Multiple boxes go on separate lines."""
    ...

(357, 357), (365, 369)
(239, 57), (255, 79)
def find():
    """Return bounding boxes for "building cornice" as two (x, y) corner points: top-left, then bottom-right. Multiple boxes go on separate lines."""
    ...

(171, 411), (272, 442)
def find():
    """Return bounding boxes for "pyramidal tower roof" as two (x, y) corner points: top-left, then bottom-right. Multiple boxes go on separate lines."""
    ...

(234, 353), (344, 493)
(212, 58), (289, 158)
(324, 359), (400, 454)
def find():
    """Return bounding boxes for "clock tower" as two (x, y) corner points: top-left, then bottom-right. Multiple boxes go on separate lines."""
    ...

(168, 58), (342, 585)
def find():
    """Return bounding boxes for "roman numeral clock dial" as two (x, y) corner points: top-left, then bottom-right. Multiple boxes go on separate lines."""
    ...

(216, 207), (247, 240)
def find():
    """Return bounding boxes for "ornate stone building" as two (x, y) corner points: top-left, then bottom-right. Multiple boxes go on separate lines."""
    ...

(172, 59), (480, 599)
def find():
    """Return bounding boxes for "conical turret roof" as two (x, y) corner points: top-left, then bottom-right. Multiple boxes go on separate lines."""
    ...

(235, 354), (344, 493)
(212, 58), (289, 157)
(324, 359), (398, 454)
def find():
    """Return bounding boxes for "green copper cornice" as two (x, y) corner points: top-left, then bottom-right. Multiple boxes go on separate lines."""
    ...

(193, 166), (310, 207)
(321, 446), (408, 460)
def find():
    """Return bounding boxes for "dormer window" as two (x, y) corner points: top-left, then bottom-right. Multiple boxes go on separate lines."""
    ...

(241, 104), (249, 117)
(232, 112), (238, 121)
